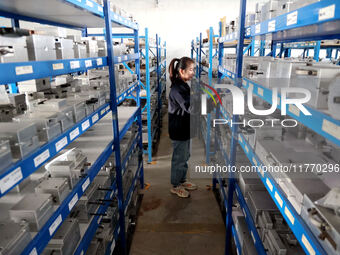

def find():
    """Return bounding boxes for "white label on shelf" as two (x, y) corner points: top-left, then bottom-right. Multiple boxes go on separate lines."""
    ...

(92, 113), (99, 123)
(252, 157), (257, 165)
(49, 214), (62, 236)
(249, 83), (253, 91)
(251, 231), (256, 243)
(255, 24), (261, 34)
(274, 191), (283, 208)
(97, 58), (103, 66)
(266, 178), (273, 192)
(70, 127), (80, 141)
(322, 119), (340, 140)
(289, 105), (300, 117)
(268, 20), (276, 32)
(97, 216), (102, 224)
(242, 79), (247, 87)
(98, 5), (103, 12)
(55, 137), (68, 152)
(82, 119), (90, 131)
(257, 87), (264, 96)
(29, 248), (38, 255)
(0, 167), (23, 194)
(113, 14), (118, 20)
(117, 57), (121, 62)
(70, 61), (80, 69)
(86, 0), (94, 7)
(287, 11), (298, 26)
(106, 106), (110, 111)
(244, 146), (249, 153)
(85, 60), (92, 67)
(82, 177), (90, 192)
(284, 207), (295, 225)
(101, 108), (106, 115)
(15, 65), (33, 75)
(110, 239), (116, 252)
(119, 16), (123, 22)
(52, 63), (64, 70)
(319, 4), (335, 21)
(68, 193), (79, 211)
(259, 167), (265, 177)
(34, 149), (50, 167)
(301, 234), (315, 255)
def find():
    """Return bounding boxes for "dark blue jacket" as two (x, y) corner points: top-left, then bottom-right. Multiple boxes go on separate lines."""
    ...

(168, 78), (198, 141)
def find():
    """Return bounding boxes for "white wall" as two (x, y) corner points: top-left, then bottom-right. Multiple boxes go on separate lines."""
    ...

(113, 0), (258, 59)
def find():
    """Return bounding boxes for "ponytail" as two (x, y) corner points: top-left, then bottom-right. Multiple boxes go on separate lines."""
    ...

(169, 58), (180, 83)
(169, 57), (194, 83)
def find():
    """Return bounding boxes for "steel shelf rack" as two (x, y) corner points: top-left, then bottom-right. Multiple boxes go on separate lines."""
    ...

(139, 28), (166, 163)
(200, 1), (340, 255)
(0, 0), (144, 254)
(193, 27), (219, 163)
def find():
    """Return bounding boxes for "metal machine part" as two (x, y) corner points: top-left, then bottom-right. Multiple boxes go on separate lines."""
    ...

(13, 111), (62, 142)
(72, 183), (100, 223)
(42, 218), (80, 255)
(0, 122), (39, 159)
(234, 215), (258, 255)
(35, 178), (70, 205)
(9, 193), (54, 231)
(26, 35), (56, 61)
(55, 38), (74, 59)
(48, 159), (80, 189)
(301, 195), (340, 255)
(328, 76), (340, 120)
(247, 191), (278, 222)
(291, 64), (340, 109)
(18, 78), (51, 93)
(83, 39), (98, 58)
(0, 221), (32, 255)
(0, 139), (12, 172)
(0, 34), (28, 63)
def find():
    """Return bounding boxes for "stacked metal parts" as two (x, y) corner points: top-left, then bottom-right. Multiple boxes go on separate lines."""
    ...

(0, 20), (142, 254)
(218, 55), (340, 254)
(222, 55), (340, 120)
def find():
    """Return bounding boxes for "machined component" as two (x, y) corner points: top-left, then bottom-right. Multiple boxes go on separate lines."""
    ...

(9, 193), (54, 231)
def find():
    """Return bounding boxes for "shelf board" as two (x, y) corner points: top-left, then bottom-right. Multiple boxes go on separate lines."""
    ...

(0, 0), (138, 29)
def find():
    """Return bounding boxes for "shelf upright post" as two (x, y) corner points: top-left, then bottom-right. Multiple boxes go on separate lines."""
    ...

(250, 38), (255, 56)
(191, 40), (194, 59)
(259, 38), (265, 56)
(225, 0), (247, 253)
(103, 0), (127, 253)
(196, 37), (199, 78)
(164, 41), (167, 95)
(314, 40), (321, 61)
(199, 33), (202, 83)
(156, 35), (162, 135)
(134, 26), (144, 189)
(145, 28), (152, 163)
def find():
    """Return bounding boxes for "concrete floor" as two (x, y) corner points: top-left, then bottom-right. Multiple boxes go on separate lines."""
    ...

(130, 114), (226, 255)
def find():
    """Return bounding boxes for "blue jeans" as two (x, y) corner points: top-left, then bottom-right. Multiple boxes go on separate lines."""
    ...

(171, 139), (190, 187)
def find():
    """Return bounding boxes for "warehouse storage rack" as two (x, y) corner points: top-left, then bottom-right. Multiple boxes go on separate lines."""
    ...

(191, 29), (219, 163)
(139, 28), (167, 163)
(194, 1), (340, 255)
(0, 0), (144, 254)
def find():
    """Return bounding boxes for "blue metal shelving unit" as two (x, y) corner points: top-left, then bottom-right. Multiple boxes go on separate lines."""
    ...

(0, 0), (144, 254)
(140, 28), (166, 163)
(196, 1), (340, 255)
